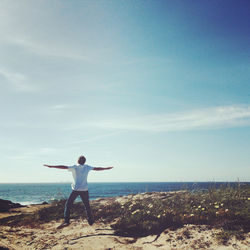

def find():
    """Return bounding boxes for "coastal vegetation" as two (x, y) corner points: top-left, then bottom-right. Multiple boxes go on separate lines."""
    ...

(0, 184), (249, 245)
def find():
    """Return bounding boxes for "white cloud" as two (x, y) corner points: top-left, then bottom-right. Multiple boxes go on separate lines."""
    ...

(88, 105), (250, 132)
(0, 36), (96, 62)
(1, 105), (250, 133)
(0, 1), (92, 61)
(66, 132), (120, 145)
(51, 104), (69, 110)
(0, 68), (38, 92)
(4, 147), (60, 160)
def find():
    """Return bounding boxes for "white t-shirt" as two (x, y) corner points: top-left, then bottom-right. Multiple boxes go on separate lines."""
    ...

(68, 164), (94, 191)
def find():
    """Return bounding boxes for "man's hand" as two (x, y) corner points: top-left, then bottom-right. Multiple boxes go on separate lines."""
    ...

(106, 167), (114, 170)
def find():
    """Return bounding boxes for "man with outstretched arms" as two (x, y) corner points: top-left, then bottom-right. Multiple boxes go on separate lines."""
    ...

(44, 155), (113, 228)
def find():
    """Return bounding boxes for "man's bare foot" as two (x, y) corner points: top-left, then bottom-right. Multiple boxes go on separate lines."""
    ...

(57, 222), (70, 229)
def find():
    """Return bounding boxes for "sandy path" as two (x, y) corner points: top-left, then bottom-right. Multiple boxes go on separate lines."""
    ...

(1, 219), (249, 250)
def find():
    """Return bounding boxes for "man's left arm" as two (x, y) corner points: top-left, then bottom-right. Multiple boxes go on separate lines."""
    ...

(93, 167), (113, 171)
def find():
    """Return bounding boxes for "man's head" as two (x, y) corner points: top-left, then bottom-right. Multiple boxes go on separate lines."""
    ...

(78, 155), (86, 165)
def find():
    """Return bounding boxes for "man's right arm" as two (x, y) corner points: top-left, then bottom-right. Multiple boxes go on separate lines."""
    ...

(44, 164), (68, 169)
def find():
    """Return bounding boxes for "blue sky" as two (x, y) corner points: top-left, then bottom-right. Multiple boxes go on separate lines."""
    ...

(0, 0), (250, 183)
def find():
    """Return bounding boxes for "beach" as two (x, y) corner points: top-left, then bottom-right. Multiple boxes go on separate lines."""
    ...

(0, 190), (249, 249)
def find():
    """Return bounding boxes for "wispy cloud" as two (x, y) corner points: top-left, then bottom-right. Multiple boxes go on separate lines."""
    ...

(5, 147), (60, 160)
(89, 105), (250, 132)
(1, 105), (250, 133)
(0, 67), (38, 92)
(2, 36), (96, 62)
(66, 132), (120, 145)
(51, 104), (70, 110)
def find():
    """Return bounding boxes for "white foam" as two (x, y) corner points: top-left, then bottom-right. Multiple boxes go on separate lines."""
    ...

(19, 201), (40, 205)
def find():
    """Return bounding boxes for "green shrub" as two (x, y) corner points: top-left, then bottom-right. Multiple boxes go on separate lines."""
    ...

(112, 185), (250, 237)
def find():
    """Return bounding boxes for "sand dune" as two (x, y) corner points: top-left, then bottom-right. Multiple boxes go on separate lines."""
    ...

(0, 219), (249, 249)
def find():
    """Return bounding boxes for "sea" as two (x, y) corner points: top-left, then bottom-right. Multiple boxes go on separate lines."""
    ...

(0, 182), (248, 205)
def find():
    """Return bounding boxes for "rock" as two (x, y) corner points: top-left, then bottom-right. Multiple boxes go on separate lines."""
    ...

(0, 246), (9, 250)
(0, 199), (24, 212)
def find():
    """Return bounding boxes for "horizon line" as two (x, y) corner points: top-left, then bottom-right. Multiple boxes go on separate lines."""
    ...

(0, 181), (249, 184)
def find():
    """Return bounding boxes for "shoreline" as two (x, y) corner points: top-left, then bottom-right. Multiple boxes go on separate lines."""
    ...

(3, 190), (189, 207)
(1, 181), (249, 207)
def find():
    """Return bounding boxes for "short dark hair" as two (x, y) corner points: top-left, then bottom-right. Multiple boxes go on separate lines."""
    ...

(78, 155), (86, 165)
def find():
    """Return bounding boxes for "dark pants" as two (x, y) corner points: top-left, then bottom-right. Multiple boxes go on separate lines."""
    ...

(64, 190), (94, 225)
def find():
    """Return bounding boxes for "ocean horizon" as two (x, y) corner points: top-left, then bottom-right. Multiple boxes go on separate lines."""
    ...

(0, 182), (249, 205)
